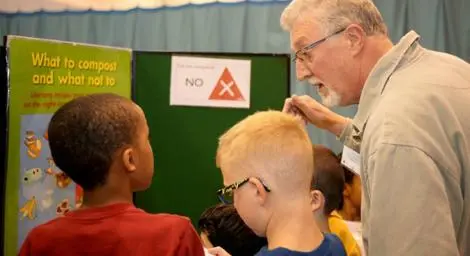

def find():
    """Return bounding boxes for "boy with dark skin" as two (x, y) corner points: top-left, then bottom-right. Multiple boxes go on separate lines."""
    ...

(19, 93), (204, 256)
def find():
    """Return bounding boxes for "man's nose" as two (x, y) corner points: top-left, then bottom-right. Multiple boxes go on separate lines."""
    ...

(295, 60), (312, 81)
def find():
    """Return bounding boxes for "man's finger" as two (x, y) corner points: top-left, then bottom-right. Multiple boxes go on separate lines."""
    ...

(282, 98), (293, 112)
(291, 96), (311, 113)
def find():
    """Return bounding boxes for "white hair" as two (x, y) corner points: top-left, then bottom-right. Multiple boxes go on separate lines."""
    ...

(280, 0), (387, 36)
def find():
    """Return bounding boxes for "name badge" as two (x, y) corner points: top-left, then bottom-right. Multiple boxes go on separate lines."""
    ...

(341, 145), (361, 176)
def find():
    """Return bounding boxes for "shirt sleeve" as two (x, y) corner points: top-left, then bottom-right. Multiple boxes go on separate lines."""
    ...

(338, 119), (361, 153)
(328, 216), (362, 256)
(175, 221), (205, 256)
(365, 144), (460, 256)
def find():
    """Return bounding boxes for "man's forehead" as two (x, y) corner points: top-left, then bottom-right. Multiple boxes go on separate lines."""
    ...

(292, 36), (310, 50)
(290, 19), (321, 50)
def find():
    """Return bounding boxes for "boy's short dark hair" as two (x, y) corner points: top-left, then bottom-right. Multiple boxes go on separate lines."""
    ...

(198, 204), (267, 256)
(312, 145), (345, 215)
(48, 93), (139, 191)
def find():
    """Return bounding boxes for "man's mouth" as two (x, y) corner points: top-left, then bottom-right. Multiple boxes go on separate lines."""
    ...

(315, 83), (325, 92)
(316, 83), (329, 96)
(307, 78), (326, 93)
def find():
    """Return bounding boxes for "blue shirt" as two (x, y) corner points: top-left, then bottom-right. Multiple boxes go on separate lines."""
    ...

(255, 233), (346, 256)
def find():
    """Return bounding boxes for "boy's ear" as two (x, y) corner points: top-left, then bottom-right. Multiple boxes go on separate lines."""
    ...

(122, 147), (137, 173)
(249, 178), (269, 205)
(310, 190), (324, 212)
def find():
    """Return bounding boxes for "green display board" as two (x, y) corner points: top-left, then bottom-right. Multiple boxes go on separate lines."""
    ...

(3, 36), (132, 256)
(133, 52), (290, 227)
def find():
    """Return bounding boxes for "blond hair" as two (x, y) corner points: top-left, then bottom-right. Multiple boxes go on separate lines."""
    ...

(216, 110), (313, 195)
(280, 0), (387, 36)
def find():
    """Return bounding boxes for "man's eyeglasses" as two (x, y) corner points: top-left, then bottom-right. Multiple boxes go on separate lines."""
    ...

(217, 177), (271, 204)
(292, 27), (347, 62)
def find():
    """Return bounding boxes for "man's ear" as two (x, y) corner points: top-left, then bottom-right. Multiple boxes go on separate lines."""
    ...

(249, 178), (269, 205)
(122, 147), (137, 173)
(345, 24), (366, 56)
(310, 190), (324, 212)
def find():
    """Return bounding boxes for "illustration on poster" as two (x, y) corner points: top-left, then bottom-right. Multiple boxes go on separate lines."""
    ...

(19, 167), (55, 220)
(24, 130), (42, 159)
(46, 157), (72, 189)
(56, 199), (71, 217)
(19, 126), (77, 224)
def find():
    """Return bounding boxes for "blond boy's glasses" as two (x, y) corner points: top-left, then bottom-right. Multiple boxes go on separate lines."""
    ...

(217, 177), (271, 204)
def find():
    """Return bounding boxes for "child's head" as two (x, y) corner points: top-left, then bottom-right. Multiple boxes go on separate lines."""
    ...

(216, 110), (313, 236)
(337, 152), (362, 218)
(47, 93), (154, 193)
(198, 204), (267, 256)
(311, 145), (345, 217)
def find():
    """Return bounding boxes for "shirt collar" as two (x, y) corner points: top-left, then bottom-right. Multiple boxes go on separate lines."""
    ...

(348, 31), (421, 147)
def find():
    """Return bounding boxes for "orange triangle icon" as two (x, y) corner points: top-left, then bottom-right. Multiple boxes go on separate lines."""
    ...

(209, 67), (245, 101)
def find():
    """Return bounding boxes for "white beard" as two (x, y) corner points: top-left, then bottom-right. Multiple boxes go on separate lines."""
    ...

(318, 86), (341, 108)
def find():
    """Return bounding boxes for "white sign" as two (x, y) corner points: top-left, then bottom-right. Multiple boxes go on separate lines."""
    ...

(170, 56), (251, 109)
(341, 145), (361, 177)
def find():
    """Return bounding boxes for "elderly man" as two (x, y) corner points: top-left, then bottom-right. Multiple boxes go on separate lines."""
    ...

(280, 0), (470, 255)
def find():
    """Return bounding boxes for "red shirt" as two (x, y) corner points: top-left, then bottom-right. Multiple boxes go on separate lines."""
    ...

(18, 203), (205, 256)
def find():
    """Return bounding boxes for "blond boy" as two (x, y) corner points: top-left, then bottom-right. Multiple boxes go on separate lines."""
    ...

(209, 111), (346, 256)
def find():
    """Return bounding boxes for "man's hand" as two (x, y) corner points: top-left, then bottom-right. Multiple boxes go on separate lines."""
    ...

(282, 97), (308, 125)
(283, 95), (350, 136)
